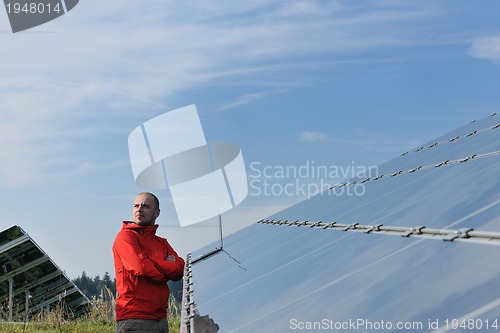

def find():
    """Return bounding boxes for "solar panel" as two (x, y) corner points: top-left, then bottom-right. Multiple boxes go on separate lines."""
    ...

(0, 225), (90, 322)
(182, 114), (500, 332)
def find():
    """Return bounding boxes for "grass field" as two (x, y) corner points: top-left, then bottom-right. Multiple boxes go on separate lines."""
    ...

(0, 317), (181, 333)
(0, 288), (181, 333)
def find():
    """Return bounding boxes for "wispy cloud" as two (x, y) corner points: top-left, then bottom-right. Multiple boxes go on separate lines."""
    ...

(0, 1), (466, 187)
(330, 128), (420, 153)
(219, 92), (269, 111)
(298, 127), (419, 152)
(299, 131), (329, 143)
(218, 87), (291, 111)
(468, 36), (500, 62)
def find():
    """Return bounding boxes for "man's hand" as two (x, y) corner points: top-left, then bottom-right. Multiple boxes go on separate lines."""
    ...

(166, 255), (177, 262)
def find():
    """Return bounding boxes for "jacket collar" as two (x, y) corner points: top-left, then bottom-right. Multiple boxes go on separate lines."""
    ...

(122, 221), (159, 235)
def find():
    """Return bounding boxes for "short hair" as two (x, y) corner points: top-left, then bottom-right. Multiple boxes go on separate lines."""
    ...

(137, 192), (160, 209)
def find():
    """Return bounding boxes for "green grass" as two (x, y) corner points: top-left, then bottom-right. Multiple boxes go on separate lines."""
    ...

(0, 317), (180, 333)
(0, 319), (115, 333)
(1, 287), (181, 333)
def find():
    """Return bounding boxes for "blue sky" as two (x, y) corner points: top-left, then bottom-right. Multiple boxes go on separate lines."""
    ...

(1, 0), (500, 279)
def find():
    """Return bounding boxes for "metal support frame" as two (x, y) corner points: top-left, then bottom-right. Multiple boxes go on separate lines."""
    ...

(191, 215), (224, 264)
(0, 226), (91, 322)
(181, 254), (196, 333)
(0, 256), (49, 284)
(258, 219), (500, 245)
(24, 290), (30, 322)
(8, 278), (13, 322)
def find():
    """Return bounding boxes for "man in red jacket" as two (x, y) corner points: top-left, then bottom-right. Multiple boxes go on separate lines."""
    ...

(113, 192), (185, 333)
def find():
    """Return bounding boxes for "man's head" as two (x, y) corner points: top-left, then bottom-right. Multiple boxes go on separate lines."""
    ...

(132, 192), (160, 226)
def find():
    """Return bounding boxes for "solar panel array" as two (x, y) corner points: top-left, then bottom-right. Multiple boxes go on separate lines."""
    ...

(0, 225), (90, 322)
(183, 114), (500, 332)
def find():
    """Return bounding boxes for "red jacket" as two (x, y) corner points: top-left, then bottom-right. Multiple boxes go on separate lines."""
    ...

(113, 222), (185, 321)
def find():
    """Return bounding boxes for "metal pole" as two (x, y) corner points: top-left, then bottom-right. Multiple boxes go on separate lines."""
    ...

(25, 290), (30, 322)
(8, 278), (13, 322)
(218, 214), (223, 249)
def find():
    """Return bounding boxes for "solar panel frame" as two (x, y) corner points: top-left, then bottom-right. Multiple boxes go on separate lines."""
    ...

(182, 114), (500, 333)
(0, 225), (91, 322)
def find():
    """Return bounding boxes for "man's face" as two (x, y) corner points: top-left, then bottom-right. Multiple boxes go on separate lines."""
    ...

(132, 194), (160, 226)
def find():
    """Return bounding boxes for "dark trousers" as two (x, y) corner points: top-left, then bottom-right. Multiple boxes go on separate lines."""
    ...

(116, 318), (169, 333)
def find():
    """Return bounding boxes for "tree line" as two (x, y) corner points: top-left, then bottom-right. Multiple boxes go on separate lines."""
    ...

(72, 272), (183, 302)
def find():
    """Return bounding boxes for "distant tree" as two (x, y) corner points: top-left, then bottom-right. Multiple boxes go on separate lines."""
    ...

(73, 271), (116, 299)
(168, 280), (183, 302)
(73, 271), (96, 298)
(73, 272), (180, 301)
(98, 271), (116, 295)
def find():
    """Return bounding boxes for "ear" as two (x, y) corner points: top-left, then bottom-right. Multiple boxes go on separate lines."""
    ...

(155, 209), (161, 218)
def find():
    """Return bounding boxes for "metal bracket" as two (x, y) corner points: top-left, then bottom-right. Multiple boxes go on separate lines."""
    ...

(443, 228), (474, 242)
(323, 222), (336, 229)
(401, 226), (425, 238)
(365, 224), (383, 234)
(310, 221), (322, 228)
(466, 130), (478, 137)
(343, 223), (359, 231)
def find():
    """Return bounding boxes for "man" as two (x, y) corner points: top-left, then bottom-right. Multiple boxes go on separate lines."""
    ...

(113, 192), (185, 333)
